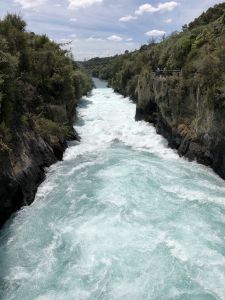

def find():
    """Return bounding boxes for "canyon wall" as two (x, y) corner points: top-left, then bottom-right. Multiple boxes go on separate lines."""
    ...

(135, 72), (225, 178)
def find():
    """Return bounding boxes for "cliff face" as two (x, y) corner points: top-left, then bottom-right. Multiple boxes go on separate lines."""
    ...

(0, 14), (93, 227)
(0, 113), (80, 227)
(135, 73), (225, 179)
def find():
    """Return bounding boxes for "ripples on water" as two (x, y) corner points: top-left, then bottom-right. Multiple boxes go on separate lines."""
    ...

(1, 78), (225, 300)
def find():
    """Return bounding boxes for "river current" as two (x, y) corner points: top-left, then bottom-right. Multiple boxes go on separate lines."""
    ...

(1, 78), (225, 300)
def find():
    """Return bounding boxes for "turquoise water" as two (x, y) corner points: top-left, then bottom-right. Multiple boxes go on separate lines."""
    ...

(1, 78), (225, 299)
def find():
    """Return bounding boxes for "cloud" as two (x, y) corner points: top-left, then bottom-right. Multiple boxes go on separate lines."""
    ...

(86, 37), (104, 41)
(145, 29), (166, 36)
(14, 0), (46, 9)
(68, 0), (103, 10)
(119, 15), (137, 22)
(135, 4), (158, 15)
(107, 35), (123, 42)
(164, 18), (173, 23)
(158, 1), (179, 11)
(69, 18), (78, 22)
(126, 38), (133, 42)
(135, 1), (179, 15)
(59, 38), (72, 43)
(70, 34), (77, 38)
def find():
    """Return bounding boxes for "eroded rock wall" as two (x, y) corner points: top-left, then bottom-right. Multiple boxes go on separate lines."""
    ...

(0, 122), (79, 227)
(135, 73), (225, 179)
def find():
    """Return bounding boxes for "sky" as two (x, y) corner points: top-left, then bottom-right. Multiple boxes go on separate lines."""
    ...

(0, 0), (224, 60)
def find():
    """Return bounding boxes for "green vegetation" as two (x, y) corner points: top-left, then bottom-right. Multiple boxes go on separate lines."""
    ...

(0, 14), (93, 152)
(84, 3), (225, 103)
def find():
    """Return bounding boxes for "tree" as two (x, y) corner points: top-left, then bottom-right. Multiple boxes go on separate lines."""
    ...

(0, 14), (93, 148)
(182, 24), (188, 32)
(3, 14), (26, 32)
(161, 34), (166, 41)
(148, 37), (156, 45)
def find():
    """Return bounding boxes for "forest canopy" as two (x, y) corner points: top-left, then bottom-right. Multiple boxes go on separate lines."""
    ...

(0, 14), (93, 151)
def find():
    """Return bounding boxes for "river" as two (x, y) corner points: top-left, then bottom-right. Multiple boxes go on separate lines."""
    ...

(1, 78), (225, 300)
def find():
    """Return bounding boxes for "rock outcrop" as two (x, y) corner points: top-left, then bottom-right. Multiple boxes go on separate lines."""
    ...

(135, 72), (225, 179)
(0, 123), (79, 227)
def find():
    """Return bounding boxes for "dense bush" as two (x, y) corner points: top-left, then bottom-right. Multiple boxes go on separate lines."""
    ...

(189, 3), (225, 29)
(0, 14), (93, 151)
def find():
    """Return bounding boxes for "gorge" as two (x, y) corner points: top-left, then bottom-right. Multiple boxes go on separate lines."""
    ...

(1, 78), (225, 299)
(0, 2), (225, 300)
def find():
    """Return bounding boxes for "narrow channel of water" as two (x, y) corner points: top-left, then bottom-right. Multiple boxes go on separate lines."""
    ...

(1, 78), (225, 300)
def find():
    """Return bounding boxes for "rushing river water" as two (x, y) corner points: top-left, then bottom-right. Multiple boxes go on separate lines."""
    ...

(1, 78), (225, 300)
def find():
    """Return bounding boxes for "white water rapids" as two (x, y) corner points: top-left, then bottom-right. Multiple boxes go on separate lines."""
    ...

(1, 78), (225, 300)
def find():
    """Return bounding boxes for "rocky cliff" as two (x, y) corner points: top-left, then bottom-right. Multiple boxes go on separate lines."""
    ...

(0, 125), (72, 227)
(0, 102), (84, 227)
(135, 71), (225, 179)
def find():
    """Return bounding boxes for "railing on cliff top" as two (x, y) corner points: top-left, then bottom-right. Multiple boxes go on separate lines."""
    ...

(154, 69), (181, 76)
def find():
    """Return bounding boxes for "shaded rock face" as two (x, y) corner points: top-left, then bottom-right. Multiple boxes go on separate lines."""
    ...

(135, 74), (225, 179)
(0, 126), (78, 228)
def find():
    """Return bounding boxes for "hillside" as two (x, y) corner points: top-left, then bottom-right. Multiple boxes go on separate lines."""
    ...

(83, 3), (225, 179)
(0, 14), (93, 226)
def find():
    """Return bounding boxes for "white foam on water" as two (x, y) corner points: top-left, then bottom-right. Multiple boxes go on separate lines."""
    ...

(64, 87), (178, 161)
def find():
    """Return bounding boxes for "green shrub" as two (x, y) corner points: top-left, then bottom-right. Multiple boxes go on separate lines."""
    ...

(0, 13), (92, 150)
(35, 117), (70, 139)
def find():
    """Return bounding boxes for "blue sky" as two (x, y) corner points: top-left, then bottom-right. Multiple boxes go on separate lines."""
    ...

(0, 0), (223, 60)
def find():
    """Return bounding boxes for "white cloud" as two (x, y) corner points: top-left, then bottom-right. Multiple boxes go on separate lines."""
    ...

(126, 38), (133, 42)
(59, 38), (72, 43)
(145, 29), (166, 37)
(164, 18), (173, 23)
(107, 35), (123, 42)
(69, 18), (78, 22)
(135, 1), (179, 15)
(158, 1), (179, 11)
(70, 34), (77, 38)
(135, 4), (158, 15)
(68, 0), (103, 10)
(119, 15), (137, 22)
(86, 37), (104, 41)
(14, 0), (46, 9)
